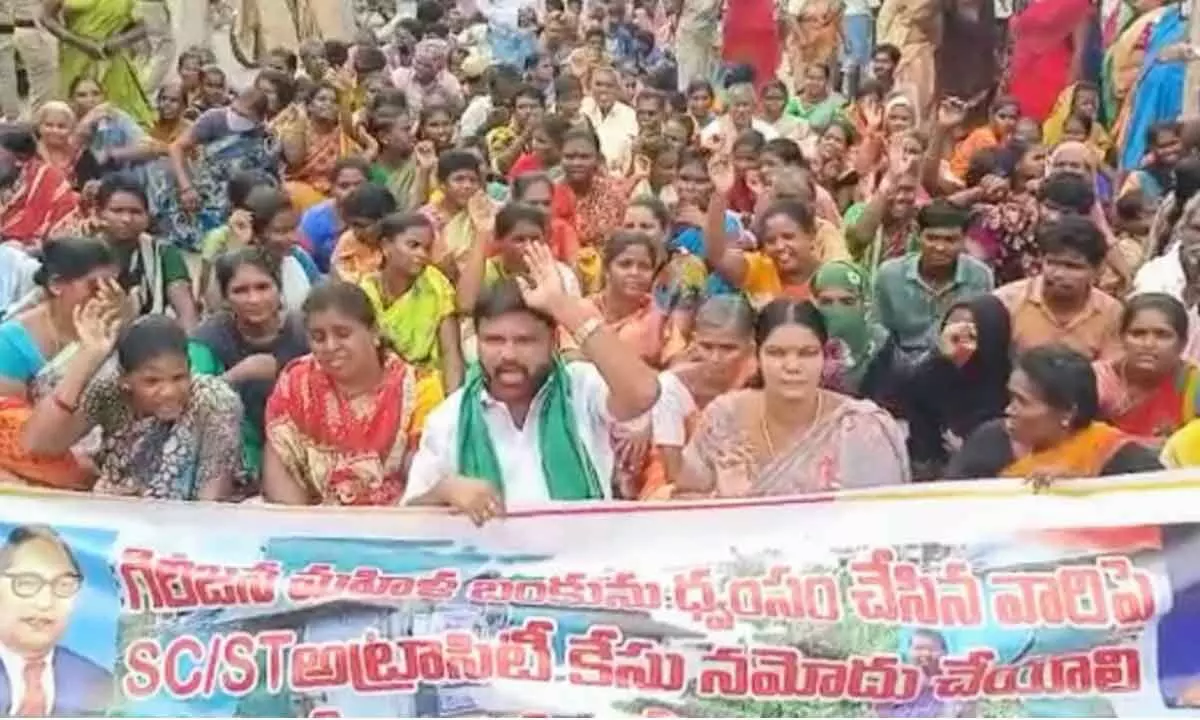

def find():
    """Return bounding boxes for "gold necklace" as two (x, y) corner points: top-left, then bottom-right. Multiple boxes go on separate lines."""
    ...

(760, 390), (824, 457)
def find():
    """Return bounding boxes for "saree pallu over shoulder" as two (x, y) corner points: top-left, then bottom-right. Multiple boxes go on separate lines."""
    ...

(1119, 5), (1185, 171)
(1001, 422), (1127, 479)
(360, 268), (455, 371)
(59, 0), (154, 126)
(265, 353), (440, 506)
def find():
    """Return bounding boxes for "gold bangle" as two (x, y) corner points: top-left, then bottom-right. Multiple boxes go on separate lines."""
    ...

(572, 317), (603, 347)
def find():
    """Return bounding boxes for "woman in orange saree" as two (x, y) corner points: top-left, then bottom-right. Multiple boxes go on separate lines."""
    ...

(946, 345), (1161, 480)
(617, 295), (758, 500)
(282, 83), (359, 212)
(0, 237), (119, 490)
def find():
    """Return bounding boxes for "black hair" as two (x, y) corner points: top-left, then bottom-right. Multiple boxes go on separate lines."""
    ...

(1014, 344), (1099, 430)
(874, 44), (901, 64)
(369, 88), (410, 117)
(677, 147), (710, 175)
(0, 525), (81, 576)
(762, 79), (789, 100)
(533, 114), (572, 148)
(324, 40), (350, 68)
(1175, 154), (1200, 209)
(964, 146), (1003, 187)
(267, 46), (298, 73)
(685, 79), (714, 99)
(634, 88), (665, 110)
(0, 122), (37, 158)
(116, 314), (189, 373)
(756, 198), (816, 236)
(553, 73), (583, 99)
(732, 129), (766, 154)
(1120, 292), (1189, 342)
(473, 278), (554, 329)
(723, 63), (756, 88)
(213, 246), (281, 297)
(763, 138), (806, 168)
(329, 156), (371, 185)
(584, 26), (606, 42)
(354, 46), (388, 74)
(917, 199), (970, 231)
(256, 68), (297, 107)
(1064, 111), (1094, 136)
(513, 83), (545, 107)
(243, 186), (294, 235)
(67, 74), (102, 98)
(511, 171), (554, 201)
(33, 236), (115, 288)
(495, 202), (548, 238)
(227, 170), (277, 210)
(96, 173), (148, 210)
(627, 195), (671, 231)
(1038, 171), (1095, 214)
(377, 211), (435, 243)
(1148, 120), (1181, 149)
(305, 81), (340, 106)
(341, 183), (398, 221)
(754, 299), (828, 348)
(602, 230), (660, 269)
(1115, 190), (1146, 222)
(561, 126), (602, 155)
(436, 148), (483, 183)
(200, 64), (226, 81)
(301, 281), (393, 363)
(1037, 215), (1107, 267)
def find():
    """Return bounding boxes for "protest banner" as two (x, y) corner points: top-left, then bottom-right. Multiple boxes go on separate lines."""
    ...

(3, 472), (1200, 717)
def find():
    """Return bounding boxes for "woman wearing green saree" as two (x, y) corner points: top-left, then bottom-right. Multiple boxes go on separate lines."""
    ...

(42, 0), (154, 127)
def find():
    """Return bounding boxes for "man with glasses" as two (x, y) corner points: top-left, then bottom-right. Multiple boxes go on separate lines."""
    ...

(0, 525), (111, 715)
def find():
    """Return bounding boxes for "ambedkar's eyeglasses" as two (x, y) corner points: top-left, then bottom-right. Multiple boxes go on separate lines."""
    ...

(3, 572), (82, 599)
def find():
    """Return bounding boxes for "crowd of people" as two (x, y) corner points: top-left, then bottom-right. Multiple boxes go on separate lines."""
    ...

(0, 0), (1197, 520)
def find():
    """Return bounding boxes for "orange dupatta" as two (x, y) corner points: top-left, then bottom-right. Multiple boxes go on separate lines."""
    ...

(1000, 422), (1128, 479)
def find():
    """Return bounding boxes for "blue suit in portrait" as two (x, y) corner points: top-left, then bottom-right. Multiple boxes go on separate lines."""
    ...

(0, 646), (112, 717)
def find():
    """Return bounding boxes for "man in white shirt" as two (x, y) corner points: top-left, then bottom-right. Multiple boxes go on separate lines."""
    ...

(1134, 195), (1200, 362)
(404, 244), (661, 523)
(0, 525), (111, 715)
(579, 66), (639, 174)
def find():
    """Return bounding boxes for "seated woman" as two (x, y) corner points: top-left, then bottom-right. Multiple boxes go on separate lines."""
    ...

(948, 95), (1020, 181)
(0, 237), (117, 489)
(239, 186), (321, 311)
(633, 295), (758, 499)
(30, 101), (99, 191)
(153, 80), (276, 253)
(946, 345), (1162, 481)
(810, 260), (894, 398)
(263, 282), (441, 506)
(330, 183), (399, 283)
(94, 175), (198, 329)
(561, 231), (685, 368)
(68, 78), (163, 178)
(149, 81), (193, 146)
(361, 213), (466, 392)
(623, 196), (705, 335)
(298, 158), (371, 273)
(0, 123), (80, 248)
(190, 249), (310, 482)
(281, 82), (361, 212)
(903, 294), (1014, 481)
(1094, 293), (1200, 447)
(22, 312), (244, 500)
(510, 171), (579, 266)
(675, 299), (910, 497)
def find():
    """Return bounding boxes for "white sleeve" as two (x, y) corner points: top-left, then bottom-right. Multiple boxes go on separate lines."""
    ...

(401, 398), (460, 504)
(557, 263), (582, 297)
(569, 361), (655, 435)
(652, 372), (696, 447)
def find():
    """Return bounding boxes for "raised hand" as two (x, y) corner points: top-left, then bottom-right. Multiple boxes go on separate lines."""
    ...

(413, 141), (438, 173)
(229, 209), (254, 246)
(936, 96), (968, 130)
(708, 155), (735, 196)
(466, 191), (495, 232)
(514, 242), (566, 313)
(73, 297), (122, 357)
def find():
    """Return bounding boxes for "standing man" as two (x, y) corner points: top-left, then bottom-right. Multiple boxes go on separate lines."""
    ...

(0, 0), (57, 120)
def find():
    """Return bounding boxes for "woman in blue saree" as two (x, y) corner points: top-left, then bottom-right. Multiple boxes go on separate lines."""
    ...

(1120, 3), (1185, 172)
(148, 79), (279, 253)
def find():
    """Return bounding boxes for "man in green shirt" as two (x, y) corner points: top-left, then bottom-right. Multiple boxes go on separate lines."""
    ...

(873, 200), (994, 361)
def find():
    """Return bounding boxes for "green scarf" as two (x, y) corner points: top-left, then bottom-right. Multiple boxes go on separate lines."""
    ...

(456, 359), (604, 500)
(812, 261), (875, 381)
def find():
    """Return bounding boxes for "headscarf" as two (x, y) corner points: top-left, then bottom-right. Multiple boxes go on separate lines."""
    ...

(811, 260), (876, 389)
